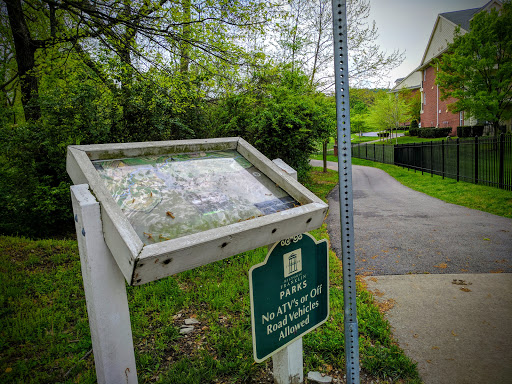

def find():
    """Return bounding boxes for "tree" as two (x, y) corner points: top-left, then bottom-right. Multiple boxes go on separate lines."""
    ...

(313, 94), (336, 172)
(436, 2), (512, 133)
(271, 0), (404, 89)
(0, 0), (275, 237)
(398, 88), (421, 124)
(365, 92), (411, 142)
(212, 65), (335, 179)
(1, 0), (272, 122)
(349, 88), (376, 137)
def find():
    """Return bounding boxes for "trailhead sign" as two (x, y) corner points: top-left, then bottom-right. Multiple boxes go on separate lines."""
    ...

(67, 138), (328, 285)
(249, 233), (329, 362)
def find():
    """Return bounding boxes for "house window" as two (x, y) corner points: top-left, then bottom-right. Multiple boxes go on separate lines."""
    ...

(460, 112), (464, 126)
(423, 70), (426, 82)
(423, 92), (426, 105)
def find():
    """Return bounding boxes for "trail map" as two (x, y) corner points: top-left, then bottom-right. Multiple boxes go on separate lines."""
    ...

(93, 150), (299, 245)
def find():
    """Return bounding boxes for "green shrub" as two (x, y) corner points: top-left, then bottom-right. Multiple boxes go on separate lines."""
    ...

(416, 127), (452, 138)
(212, 67), (335, 181)
(409, 127), (420, 136)
(377, 132), (390, 137)
(0, 73), (202, 238)
(457, 125), (485, 137)
(0, 81), (114, 237)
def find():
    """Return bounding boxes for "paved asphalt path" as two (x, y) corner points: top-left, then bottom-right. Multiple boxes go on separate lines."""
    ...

(311, 160), (512, 275)
(311, 160), (512, 383)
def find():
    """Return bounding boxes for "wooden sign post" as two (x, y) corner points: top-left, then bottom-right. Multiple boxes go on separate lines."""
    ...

(67, 139), (328, 383)
(250, 234), (329, 383)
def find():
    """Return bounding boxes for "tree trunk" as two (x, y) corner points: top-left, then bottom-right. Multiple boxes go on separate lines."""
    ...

(117, 0), (137, 141)
(180, 0), (191, 74)
(322, 139), (328, 173)
(309, 1), (325, 87)
(5, 0), (40, 121)
(493, 121), (501, 136)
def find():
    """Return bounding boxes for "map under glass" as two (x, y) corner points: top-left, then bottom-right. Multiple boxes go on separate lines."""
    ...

(93, 150), (300, 245)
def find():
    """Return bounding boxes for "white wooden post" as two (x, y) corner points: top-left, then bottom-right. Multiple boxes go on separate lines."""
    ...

(272, 338), (304, 384)
(71, 184), (138, 384)
(271, 160), (303, 384)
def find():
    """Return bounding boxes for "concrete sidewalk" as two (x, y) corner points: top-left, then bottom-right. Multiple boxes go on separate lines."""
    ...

(364, 274), (512, 384)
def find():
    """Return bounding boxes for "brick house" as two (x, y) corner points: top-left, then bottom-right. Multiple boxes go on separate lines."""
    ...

(391, 0), (507, 135)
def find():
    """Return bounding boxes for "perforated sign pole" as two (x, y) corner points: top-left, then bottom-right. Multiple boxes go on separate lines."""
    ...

(331, 1), (360, 383)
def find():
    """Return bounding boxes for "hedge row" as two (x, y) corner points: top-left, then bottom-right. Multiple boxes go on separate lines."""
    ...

(457, 125), (508, 137)
(409, 127), (452, 138)
(457, 126), (484, 138)
(377, 132), (390, 137)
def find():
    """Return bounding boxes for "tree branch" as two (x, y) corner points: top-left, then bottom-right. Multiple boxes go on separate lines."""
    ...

(0, 72), (19, 91)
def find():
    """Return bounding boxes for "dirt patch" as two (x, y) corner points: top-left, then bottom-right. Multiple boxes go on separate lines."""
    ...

(375, 298), (397, 314)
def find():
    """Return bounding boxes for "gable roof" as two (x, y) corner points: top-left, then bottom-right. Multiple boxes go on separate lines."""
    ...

(419, 0), (502, 68)
(439, 7), (481, 32)
(390, 1), (502, 93)
(390, 69), (421, 93)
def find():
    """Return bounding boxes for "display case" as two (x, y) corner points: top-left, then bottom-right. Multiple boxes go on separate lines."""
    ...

(67, 137), (328, 285)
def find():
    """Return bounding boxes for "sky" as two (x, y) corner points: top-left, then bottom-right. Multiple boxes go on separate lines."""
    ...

(368, 0), (490, 88)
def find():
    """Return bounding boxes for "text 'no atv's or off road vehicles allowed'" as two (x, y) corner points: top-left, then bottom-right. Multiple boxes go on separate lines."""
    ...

(249, 233), (329, 362)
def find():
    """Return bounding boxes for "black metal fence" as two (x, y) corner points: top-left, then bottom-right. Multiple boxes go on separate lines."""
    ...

(351, 142), (394, 165)
(351, 134), (512, 191)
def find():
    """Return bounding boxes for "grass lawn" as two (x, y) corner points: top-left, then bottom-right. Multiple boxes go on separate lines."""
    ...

(351, 135), (379, 144)
(310, 154), (339, 163)
(0, 168), (420, 383)
(314, 136), (377, 155)
(351, 158), (512, 219)
(374, 136), (448, 145)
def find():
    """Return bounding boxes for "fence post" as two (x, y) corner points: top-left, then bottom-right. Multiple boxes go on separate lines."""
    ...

(499, 133), (505, 189)
(365, 143), (368, 159)
(442, 139), (445, 179)
(421, 143), (424, 175)
(374, 143), (376, 161)
(430, 141), (433, 177)
(456, 138), (460, 182)
(475, 136), (479, 184)
(413, 143), (416, 173)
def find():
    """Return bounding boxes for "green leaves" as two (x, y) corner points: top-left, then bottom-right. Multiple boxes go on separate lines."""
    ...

(365, 92), (412, 133)
(212, 65), (336, 181)
(436, 2), (512, 129)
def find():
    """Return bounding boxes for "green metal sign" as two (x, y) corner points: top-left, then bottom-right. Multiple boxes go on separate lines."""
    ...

(249, 233), (329, 362)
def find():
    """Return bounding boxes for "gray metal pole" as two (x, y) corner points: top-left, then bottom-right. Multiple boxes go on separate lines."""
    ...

(331, 1), (360, 383)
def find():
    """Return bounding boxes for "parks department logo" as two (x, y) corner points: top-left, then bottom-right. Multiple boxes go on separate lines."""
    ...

(283, 249), (302, 278)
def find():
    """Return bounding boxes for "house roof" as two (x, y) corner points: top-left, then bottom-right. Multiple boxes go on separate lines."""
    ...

(390, 1), (502, 93)
(419, 0), (502, 68)
(389, 69), (421, 93)
(439, 7), (481, 32)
